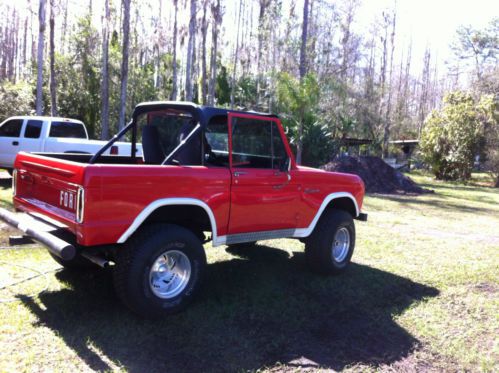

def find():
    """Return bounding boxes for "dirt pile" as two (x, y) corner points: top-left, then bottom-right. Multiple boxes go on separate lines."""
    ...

(322, 156), (432, 194)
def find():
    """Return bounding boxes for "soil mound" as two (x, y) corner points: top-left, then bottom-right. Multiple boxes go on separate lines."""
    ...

(322, 156), (432, 194)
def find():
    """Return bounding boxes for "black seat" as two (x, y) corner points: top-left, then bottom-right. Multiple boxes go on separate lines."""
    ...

(176, 123), (202, 165)
(142, 125), (165, 164)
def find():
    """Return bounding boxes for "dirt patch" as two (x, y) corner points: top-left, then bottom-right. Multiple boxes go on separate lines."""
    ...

(473, 282), (498, 294)
(322, 156), (432, 195)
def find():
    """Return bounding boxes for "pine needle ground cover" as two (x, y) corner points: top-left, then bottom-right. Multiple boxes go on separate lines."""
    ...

(0, 171), (497, 372)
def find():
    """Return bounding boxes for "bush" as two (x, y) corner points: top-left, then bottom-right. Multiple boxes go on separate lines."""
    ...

(420, 92), (484, 181)
(0, 81), (34, 121)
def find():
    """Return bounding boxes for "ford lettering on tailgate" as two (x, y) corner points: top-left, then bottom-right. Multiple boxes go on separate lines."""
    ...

(60, 190), (76, 210)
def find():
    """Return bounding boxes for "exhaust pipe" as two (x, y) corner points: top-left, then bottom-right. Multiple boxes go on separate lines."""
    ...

(81, 252), (111, 268)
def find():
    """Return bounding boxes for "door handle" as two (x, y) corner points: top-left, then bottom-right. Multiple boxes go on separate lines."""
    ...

(234, 171), (247, 177)
(12, 141), (19, 146)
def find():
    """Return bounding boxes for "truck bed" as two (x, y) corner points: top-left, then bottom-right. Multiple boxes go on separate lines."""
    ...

(13, 152), (231, 247)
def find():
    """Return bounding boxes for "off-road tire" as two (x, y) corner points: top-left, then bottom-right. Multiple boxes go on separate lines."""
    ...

(113, 224), (206, 318)
(48, 252), (95, 269)
(305, 209), (355, 275)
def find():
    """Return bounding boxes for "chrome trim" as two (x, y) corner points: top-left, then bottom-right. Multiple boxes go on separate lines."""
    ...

(225, 228), (296, 245)
(76, 187), (84, 223)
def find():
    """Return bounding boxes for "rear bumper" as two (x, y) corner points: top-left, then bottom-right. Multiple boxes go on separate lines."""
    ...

(0, 207), (76, 260)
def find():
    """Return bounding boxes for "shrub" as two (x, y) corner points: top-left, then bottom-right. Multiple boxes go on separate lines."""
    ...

(420, 92), (484, 181)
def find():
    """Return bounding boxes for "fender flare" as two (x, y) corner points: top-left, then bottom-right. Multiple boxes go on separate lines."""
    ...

(293, 192), (359, 238)
(117, 198), (219, 244)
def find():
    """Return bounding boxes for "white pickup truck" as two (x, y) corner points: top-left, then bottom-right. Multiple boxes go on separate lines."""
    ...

(0, 116), (142, 173)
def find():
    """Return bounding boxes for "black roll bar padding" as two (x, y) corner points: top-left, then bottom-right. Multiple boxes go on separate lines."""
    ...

(89, 119), (134, 164)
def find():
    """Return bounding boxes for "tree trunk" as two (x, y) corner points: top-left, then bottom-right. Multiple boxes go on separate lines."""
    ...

(185, 0), (197, 102)
(383, 9), (396, 158)
(49, 0), (57, 116)
(100, 0), (110, 139)
(495, 175), (499, 188)
(118, 0), (131, 130)
(35, 0), (46, 116)
(230, 0), (243, 109)
(22, 11), (28, 78)
(296, 0), (309, 165)
(170, 0), (178, 100)
(200, 0), (208, 105)
(207, 0), (221, 106)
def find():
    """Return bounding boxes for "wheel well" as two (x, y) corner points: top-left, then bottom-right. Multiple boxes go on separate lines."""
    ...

(325, 197), (357, 218)
(140, 205), (212, 238)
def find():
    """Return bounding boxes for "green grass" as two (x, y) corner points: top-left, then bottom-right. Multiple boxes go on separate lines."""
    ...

(0, 170), (498, 372)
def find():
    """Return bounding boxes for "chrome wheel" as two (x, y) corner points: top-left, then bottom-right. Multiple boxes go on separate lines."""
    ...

(149, 250), (192, 299)
(332, 227), (350, 262)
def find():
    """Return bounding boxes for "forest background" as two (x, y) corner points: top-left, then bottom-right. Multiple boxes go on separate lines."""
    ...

(0, 0), (497, 181)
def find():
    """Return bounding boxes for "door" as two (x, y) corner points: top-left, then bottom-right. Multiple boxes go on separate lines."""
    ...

(228, 113), (300, 235)
(20, 119), (44, 154)
(0, 118), (24, 168)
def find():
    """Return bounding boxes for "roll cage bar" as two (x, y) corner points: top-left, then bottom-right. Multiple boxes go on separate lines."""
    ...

(89, 101), (278, 165)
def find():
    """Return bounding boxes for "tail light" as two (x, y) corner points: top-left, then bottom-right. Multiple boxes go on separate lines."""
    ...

(76, 187), (85, 223)
(110, 146), (119, 155)
(12, 169), (17, 196)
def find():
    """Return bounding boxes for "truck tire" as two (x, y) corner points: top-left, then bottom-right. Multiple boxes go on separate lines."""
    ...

(48, 252), (95, 269)
(305, 209), (355, 275)
(113, 224), (206, 317)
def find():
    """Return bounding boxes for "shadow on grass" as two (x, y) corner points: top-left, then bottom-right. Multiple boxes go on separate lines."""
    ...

(0, 177), (11, 190)
(374, 193), (494, 215)
(19, 243), (438, 372)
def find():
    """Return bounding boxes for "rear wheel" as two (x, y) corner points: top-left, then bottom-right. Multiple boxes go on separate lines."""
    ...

(305, 209), (355, 275)
(113, 224), (206, 317)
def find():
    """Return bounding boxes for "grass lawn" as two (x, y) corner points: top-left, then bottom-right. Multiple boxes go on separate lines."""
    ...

(0, 170), (498, 372)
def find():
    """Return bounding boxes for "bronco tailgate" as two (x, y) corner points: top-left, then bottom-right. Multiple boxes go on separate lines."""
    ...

(13, 152), (88, 233)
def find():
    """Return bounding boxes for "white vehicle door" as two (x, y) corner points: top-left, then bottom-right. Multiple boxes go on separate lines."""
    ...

(0, 118), (24, 169)
(20, 119), (44, 154)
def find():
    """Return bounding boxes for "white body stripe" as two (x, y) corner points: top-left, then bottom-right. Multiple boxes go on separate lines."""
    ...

(117, 198), (222, 245)
(117, 192), (359, 246)
(293, 192), (359, 238)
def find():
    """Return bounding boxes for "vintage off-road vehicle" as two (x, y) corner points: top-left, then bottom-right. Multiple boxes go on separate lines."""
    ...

(0, 102), (367, 317)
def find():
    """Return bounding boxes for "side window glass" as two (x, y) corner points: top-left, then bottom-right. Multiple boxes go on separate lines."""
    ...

(205, 115), (229, 167)
(49, 121), (87, 138)
(24, 120), (43, 139)
(0, 119), (23, 138)
(232, 117), (272, 168)
(231, 117), (289, 169)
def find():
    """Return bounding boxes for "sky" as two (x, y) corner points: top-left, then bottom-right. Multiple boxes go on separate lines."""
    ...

(355, 0), (499, 74)
(1, 0), (497, 79)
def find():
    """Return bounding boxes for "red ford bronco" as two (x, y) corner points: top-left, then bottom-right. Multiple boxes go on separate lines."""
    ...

(0, 102), (367, 317)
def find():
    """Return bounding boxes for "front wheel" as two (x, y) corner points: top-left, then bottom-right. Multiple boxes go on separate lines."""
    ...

(113, 224), (206, 317)
(305, 209), (355, 275)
